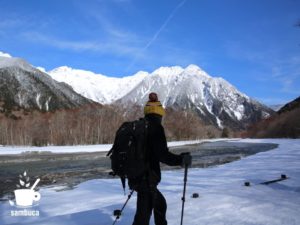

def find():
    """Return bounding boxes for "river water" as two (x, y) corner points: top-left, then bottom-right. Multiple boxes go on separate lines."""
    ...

(0, 141), (278, 199)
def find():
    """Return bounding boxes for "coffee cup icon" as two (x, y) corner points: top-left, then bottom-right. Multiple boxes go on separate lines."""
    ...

(14, 178), (41, 207)
(14, 189), (41, 207)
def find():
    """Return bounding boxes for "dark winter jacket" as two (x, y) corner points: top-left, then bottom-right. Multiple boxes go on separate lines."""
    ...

(145, 114), (182, 184)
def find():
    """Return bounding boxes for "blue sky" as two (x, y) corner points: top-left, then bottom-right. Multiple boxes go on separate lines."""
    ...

(0, 0), (299, 105)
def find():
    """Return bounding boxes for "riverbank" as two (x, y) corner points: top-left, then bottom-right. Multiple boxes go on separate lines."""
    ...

(0, 140), (277, 199)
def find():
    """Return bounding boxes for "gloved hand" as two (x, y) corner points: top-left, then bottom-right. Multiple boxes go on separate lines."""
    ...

(180, 152), (192, 167)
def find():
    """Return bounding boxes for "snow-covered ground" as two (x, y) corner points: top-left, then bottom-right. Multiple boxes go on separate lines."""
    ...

(1, 139), (300, 225)
(0, 139), (235, 155)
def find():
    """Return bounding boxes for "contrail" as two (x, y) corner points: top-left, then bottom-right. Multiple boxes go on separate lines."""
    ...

(126, 0), (187, 71)
(143, 0), (187, 51)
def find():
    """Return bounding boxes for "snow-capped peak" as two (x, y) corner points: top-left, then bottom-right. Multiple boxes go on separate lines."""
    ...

(49, 66), (106, 79)
(36, 67), (46, 73)
(132, 70), (149, 77)
(50, 66), (73, 73)
(0, 52), (47, 74)
(184, 64), (211, 78)
(47, 66), (147, 104)
(0, 51), (12, 58)
(0, 56), (34, 71)
(151, 64), (211, 80)
(152, 66), (184, 77)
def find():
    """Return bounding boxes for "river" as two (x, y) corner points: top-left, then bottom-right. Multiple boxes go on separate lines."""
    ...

(0, 140), (278, 199)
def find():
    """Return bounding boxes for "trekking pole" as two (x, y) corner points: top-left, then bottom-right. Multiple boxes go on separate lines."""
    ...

(112, 189), (135, 225)
(180, 164), (188, 225)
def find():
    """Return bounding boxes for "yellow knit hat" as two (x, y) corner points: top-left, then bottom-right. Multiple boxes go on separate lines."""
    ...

(144, 101), (165, 117)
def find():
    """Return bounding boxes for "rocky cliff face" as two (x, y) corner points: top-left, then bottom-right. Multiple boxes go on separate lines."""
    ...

(117, 65), (273, 129)
(0, 56), (94, 115)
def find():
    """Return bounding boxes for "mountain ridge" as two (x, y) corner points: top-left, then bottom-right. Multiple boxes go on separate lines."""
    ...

(48, 66), (147, 104)
(0, 56), (94, 116)
(246, 96), (300, 138)
(0, 52), (274, 130)
(47, 64), (273, 130)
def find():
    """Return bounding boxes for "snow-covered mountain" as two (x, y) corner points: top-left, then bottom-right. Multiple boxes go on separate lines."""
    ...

(48, 64), (273, 129)
(0, 51), (273, 129)
(117, 65), (274, 129)
(48, 67), (147, 104)
(0, 56), (93, 113)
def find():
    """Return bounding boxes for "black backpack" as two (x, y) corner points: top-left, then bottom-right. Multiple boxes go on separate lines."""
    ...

(107, 118), (149, 191)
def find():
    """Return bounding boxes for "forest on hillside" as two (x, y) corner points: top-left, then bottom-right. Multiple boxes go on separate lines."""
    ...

(245, 107), (300, 138)
(0, 104), (221, 146)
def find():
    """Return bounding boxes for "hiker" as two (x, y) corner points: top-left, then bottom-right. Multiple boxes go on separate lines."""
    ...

(129, 92), (192, 225)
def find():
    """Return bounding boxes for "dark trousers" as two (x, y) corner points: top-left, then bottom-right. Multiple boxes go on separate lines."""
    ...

(132, 181), (167, 225)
